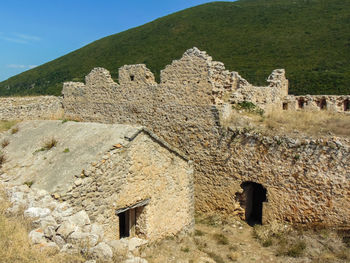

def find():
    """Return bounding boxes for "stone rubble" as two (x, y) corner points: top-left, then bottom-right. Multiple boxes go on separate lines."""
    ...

(2, 182), (149, 262)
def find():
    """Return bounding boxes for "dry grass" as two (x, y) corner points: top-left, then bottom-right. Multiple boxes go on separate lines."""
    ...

(253, 222), (350, 261)
(0, 190), (85, 263)
(43, 137), (58, 150)
(11, 126), (19, 134)
(0, 153), (6, 168)
(263, 110), (350, 137)
(1, 138), (10, 148)
(0, 120), (18, 133)
(228, 109), (350, 138)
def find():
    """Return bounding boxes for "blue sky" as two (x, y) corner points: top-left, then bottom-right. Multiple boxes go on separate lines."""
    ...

(0, 0), (235, 81)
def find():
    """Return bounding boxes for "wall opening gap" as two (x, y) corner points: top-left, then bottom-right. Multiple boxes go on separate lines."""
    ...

(116, 199), (149, 239)
(298, 98), (305, 109)
(319, 98), (327, 110)
(238, 181), (267, 226)
(344, 99), (350, 111)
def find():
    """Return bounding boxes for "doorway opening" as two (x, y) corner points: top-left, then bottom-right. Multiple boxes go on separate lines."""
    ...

(116, 199), (149, 239)
(239, 182), (267, 226)
(298, 98), (305, 109)
(318, 98), (327, 110)
(344, 99), (350, 111)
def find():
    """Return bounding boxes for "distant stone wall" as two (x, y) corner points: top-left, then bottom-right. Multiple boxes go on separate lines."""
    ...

(284, 95), (350, 113)
(61, 48), (350, 228)
(0, 96), (63, 120)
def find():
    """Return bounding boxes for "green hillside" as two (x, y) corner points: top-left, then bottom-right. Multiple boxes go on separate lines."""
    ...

(1, 0), (350, 96)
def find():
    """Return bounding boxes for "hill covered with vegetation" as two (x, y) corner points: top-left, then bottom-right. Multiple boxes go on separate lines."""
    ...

(0, 0), (349, 96)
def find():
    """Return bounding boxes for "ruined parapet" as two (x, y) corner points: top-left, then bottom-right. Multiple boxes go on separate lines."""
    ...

(267, 69), (288, 97)
(85, 67), (115, 87)
(160, 47), (214, 105)
(283, 95), (350, 113)
(119, 64), (156, 86)
(227, 69), (289, 112)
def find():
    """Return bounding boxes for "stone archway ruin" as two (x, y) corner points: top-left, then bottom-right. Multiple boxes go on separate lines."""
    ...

(238, 182), (267, 226)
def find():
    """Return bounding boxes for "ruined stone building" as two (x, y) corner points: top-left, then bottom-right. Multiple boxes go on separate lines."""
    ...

(0, 48), (349, 231)
(1, 120), (194, 241)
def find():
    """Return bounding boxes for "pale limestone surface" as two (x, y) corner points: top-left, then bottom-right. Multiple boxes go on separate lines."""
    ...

(1, 120), (194, 242)
(2, 120), (140, 194)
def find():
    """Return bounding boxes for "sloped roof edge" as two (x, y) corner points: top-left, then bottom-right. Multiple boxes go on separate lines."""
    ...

(125, 127), (190, 162)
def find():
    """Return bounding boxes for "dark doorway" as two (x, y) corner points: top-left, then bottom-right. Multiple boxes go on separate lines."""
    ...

(298, 98), (305, 109)
(240, 182), (267, 226)
(319, 98), (327, 110)
(344, 99), (350, 111)
(118, 210), (130, 238)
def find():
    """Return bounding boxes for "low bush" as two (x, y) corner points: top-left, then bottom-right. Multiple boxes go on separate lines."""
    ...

(213, 233), (229, 245)
(1, 139), (9, 148)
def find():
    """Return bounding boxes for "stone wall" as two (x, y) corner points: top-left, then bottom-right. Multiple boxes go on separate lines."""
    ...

(0, 96), (63, 120)
(61, 48), (350, 228)
(0, 48), (349, 228)
(64, 132), (194, 241)
(284, 95), (350, 113)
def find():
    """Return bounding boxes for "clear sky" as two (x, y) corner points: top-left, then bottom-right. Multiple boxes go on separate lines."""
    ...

(0, 0), (236, 81)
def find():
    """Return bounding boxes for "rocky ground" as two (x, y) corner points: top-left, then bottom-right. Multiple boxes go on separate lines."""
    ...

(1, 182), (148, 263)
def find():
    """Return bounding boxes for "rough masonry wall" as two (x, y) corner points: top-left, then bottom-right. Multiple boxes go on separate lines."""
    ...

(61, 48), (350, 228)
(0, 96), (63, 120)
(201, 128), (350, 227)
(64, 133), (194, 241)
(284, 94), (350, 113)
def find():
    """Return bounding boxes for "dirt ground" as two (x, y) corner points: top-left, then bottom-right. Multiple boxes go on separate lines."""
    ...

(139, 214), (350, 263)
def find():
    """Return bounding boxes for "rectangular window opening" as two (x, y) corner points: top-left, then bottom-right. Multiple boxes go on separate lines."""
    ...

(116, 199), (150, 239)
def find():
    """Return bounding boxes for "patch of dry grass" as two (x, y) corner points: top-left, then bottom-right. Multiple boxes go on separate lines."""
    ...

(263, 110), (350, 137)
(0, 153), (6, 168)
(253, 222), (350, 261)
(43, 137), (58, 150)
(0, 120), (18, 133)
(228, 108), (350, 138)
(1, 138), (10, 148)
(11, 126), (19, 134)
(0, 189), (85, 263)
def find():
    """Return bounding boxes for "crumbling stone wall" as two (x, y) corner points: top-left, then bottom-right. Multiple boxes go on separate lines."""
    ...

(0, 96), (63, 120)
(61, 48), (350, 228)
(284, 95), (350, 113)
(0, 48), (349, 228)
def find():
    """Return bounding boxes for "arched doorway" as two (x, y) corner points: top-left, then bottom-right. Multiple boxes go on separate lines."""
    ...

(239, 182), (267, 226)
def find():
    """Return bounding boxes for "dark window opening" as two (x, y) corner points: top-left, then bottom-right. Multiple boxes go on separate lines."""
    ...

(344, 99), (350, 111)
(283, 102), (288, 110)
(130, 75), (135, 81)
(319, 98), (327, 110)
(298, 98), (305, 109)
(116, 199), (149, 239)
(239, 182), (267, 226)
(118, 210), (130, 238)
